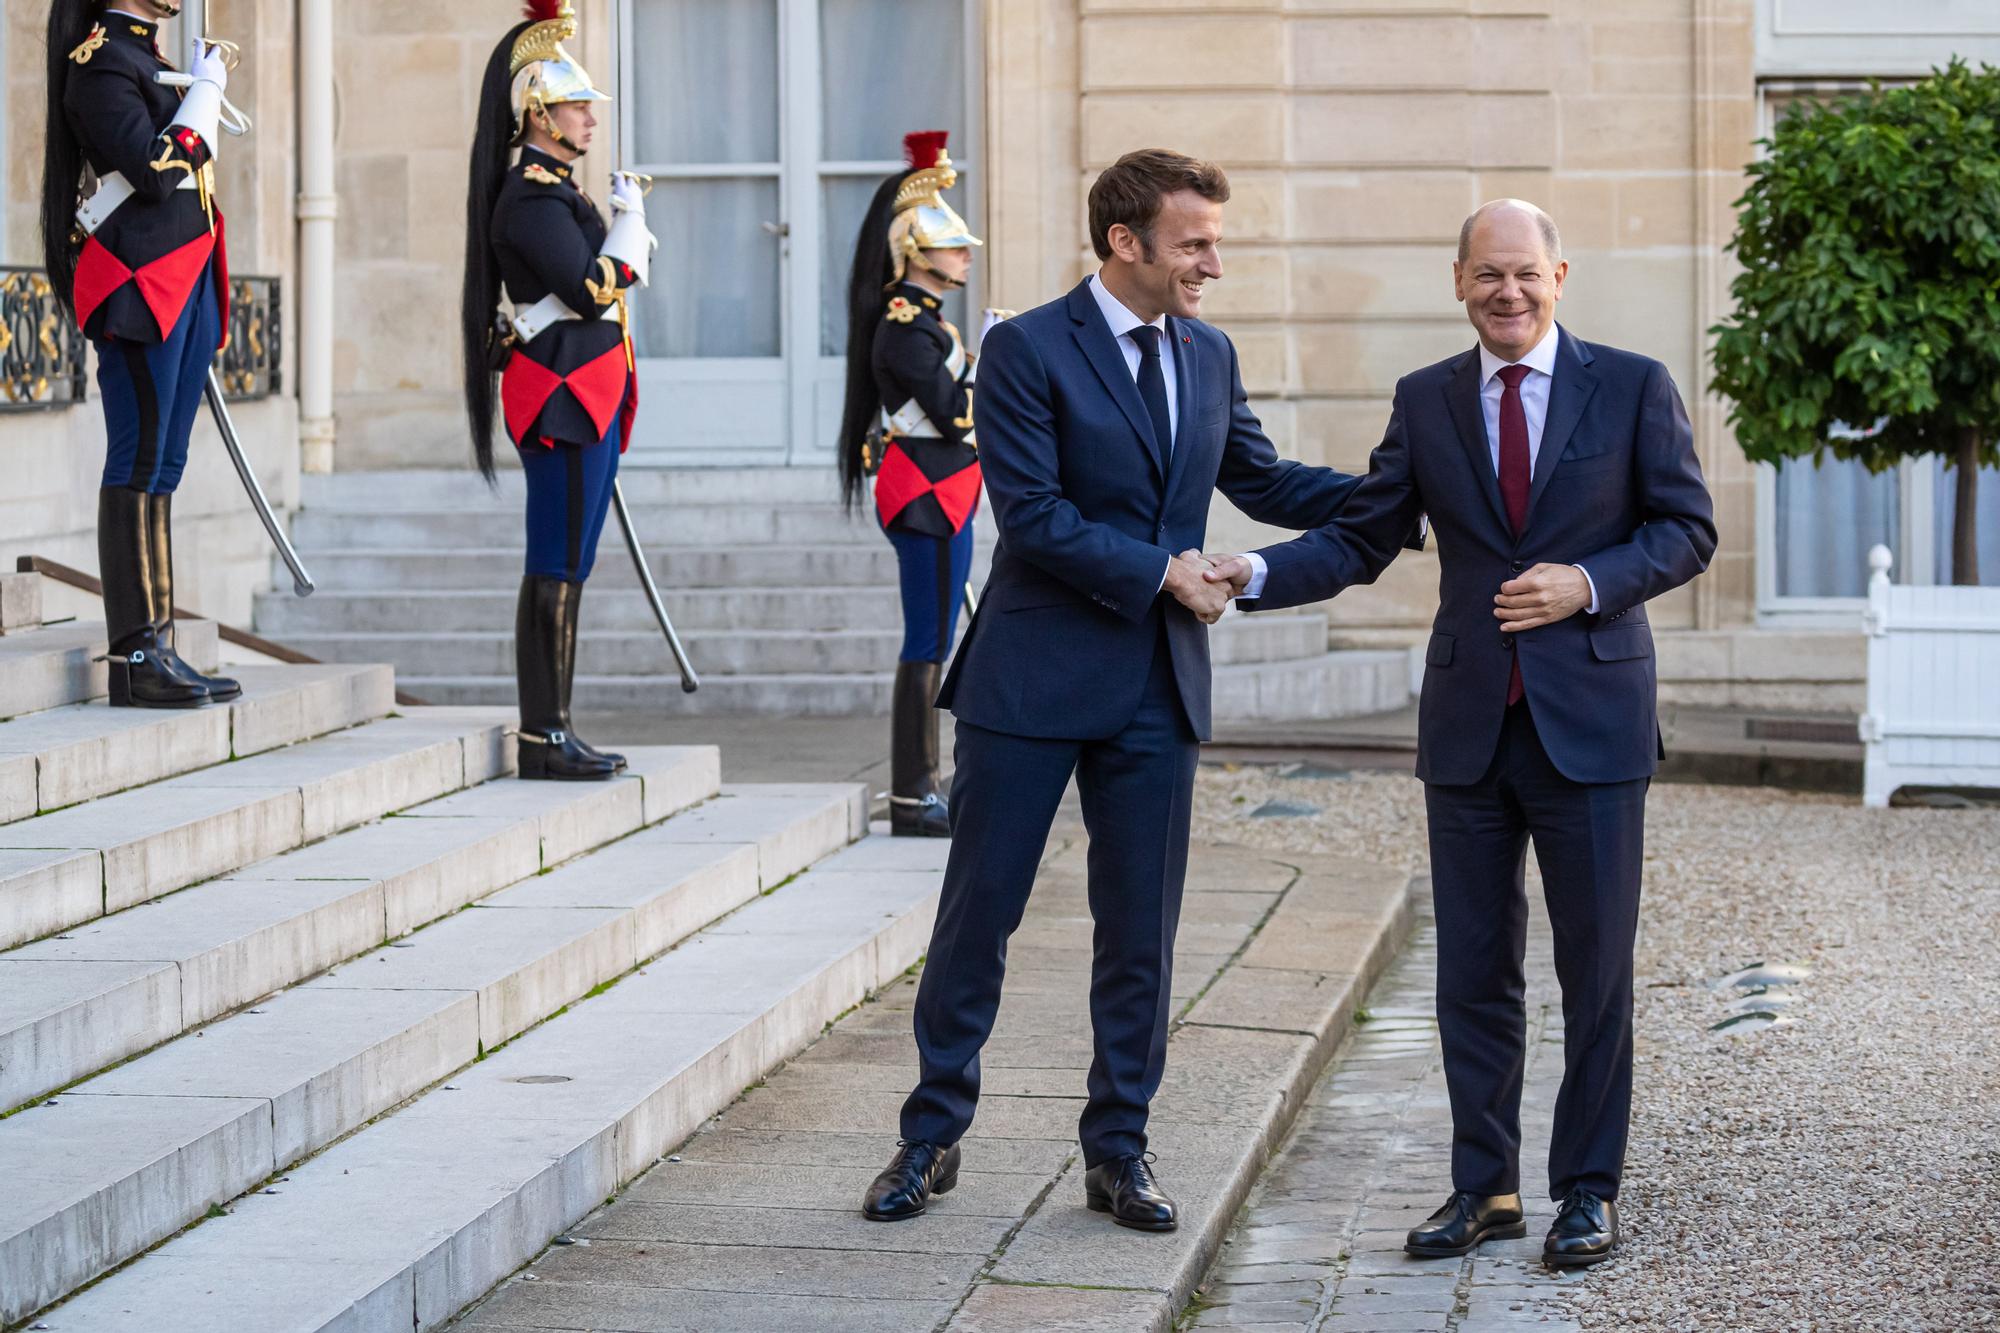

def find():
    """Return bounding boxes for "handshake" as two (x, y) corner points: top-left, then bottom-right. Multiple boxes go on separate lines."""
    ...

(1162, 550), (1256, 625)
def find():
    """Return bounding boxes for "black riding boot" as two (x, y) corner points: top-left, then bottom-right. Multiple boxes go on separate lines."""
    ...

(560, 581), (624, 772)
(97, 487), (209, 709)
(515, 575), (617, 780)
(889, 660), (951, 837)
(144, 492), (240, 702)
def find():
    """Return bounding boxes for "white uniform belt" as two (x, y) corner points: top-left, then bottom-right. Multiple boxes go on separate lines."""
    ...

(882, 400), (941, 439)
(75, 170), (200, 237)
(510, 291), (623, 345)
(877, 335), (969, 439)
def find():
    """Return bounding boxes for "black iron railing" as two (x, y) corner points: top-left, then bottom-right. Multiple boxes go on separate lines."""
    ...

(0, 267), (284, 409)
(0, 267), (88, 411)
(220, 274), (282, 401)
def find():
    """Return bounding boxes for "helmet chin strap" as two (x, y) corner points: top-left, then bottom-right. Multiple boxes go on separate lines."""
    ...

(908, 250), (967, 290)
(144, 0), (184, 16)
(528, 102), (584, 158)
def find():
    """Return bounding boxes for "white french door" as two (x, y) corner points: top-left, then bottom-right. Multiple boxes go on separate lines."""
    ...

(617, 0), (982, 467)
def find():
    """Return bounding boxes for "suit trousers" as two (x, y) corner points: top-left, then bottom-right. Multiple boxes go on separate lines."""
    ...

(901, 619), (1198, 1166)
(1423, 701), (1647, 1202)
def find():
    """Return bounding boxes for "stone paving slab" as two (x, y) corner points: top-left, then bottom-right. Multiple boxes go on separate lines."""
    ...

(1187, 903), (1583, 1333)
(453, 819), (1417, 1333)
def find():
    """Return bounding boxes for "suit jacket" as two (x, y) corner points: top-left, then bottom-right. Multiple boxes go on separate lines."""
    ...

(1246, 327), (1717, 785)
(938, 279), (1362, 741)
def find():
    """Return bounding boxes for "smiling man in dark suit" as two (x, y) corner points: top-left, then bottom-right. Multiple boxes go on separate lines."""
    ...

(1209, 200), (1716, 1266)
(861, 149), (1371, 1232)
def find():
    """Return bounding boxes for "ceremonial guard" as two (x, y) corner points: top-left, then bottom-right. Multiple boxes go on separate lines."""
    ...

(836, 132), (985, 837)
(42, 0), (239, 707)
(461, 1), (654, 781)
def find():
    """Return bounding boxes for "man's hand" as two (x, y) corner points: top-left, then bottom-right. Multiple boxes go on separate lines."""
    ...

(1201, 554), (1254, 597)
(1495, 563), (1591, 632)
(1163, 550), (1229, 624)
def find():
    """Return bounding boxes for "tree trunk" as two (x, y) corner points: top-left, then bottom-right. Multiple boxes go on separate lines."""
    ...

(1953, 427), (1981, 587)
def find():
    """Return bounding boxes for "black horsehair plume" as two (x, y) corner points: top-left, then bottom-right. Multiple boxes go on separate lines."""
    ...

(40, 0), (105, 316)
(460, 15), (537, 482)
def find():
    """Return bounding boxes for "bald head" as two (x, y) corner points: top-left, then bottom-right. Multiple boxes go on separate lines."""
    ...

(1458, 199), (1561, 266)
(1452, 199), (1567, 362)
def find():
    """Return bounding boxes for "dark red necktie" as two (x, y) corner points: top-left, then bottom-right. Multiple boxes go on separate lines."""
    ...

(1497, 364), (1531, 706)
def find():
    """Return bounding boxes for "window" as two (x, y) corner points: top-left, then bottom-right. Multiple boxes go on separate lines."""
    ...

(618, 0), (981, 465)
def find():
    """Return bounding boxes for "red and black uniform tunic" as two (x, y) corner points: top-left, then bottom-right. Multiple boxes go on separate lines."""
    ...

(65, 14), (230, 494)
(494, 147), (638, 454)
(492, 147), (639, 583)
(66, 15), (228, 342)
(870, 283), (981, 663)
(870, 282), (980, 539)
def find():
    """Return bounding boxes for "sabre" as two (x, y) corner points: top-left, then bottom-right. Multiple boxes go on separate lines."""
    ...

(204, 369), (315, 597)
(611, 480), (699, 693)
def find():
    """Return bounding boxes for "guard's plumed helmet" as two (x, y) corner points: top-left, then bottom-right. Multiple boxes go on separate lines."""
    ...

(887, 131), (981, 284)
(510, 0), (608, 138)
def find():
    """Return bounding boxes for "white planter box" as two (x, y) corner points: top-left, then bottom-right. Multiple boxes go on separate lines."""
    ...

(1861, 545), (2000, 806)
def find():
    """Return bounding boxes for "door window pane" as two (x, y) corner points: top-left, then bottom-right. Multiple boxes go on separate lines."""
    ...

(820, 0), (964, 160)
(1930, 457), (2000, 585)
(632, 179), (782, 358)
(632, 0), (779, 164)
(1772, 456), (1898, 598)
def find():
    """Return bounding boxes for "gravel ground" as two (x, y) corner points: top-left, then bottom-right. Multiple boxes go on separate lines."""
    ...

(1192, 760), (2000, 1331)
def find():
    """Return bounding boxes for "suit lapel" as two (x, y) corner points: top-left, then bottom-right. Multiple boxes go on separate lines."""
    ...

(1522, 328), (1599, 531)
(1067, 281), (1166, 483)
(1445, 349), (1511, 534)
(1163, 316), (1201, 496)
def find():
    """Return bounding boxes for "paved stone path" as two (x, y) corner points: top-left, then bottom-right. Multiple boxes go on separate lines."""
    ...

(1188, 892), (1588, 1333)
(451, 817), (1413, 1332)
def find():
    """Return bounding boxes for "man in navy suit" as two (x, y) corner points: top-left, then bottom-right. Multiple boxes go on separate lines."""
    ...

(1209, 200), (1716, 1266)
(861, 150), (1367, 1231)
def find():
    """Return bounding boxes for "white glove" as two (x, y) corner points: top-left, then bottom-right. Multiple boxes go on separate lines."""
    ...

(610, 173), (645, 216)
(190, 42), (229, 94)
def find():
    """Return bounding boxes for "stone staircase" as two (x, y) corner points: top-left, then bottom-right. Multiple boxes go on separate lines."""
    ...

(0, 571), (944, 1330)
(255, 468), (1410, 720)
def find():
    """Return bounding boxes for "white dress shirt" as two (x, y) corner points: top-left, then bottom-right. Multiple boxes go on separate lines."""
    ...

(1240, 321), (1596, 610)
(1088, 273), (1180, 593)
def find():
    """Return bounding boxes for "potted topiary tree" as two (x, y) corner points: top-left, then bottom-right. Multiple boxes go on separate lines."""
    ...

(1711, 58), (2000, 585)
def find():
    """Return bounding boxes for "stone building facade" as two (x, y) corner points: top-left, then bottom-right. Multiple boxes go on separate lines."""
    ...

(3, 0), (1995, 706)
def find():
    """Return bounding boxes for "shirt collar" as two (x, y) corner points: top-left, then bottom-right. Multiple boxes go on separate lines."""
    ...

(1478, 322), (1560, 387)
(1089, 271), (1167, 345)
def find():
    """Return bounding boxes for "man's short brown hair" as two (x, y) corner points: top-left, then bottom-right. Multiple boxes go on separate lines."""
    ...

(1087, 149), (1231, 261)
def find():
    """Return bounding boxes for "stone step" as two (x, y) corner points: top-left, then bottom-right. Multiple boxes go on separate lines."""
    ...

(0, 747), (720, 1115)
(405, 672), (895, 717)
(302, 466), (846, 512)
(257, 586), (915, 635)
(0, 572), (43, 633)
(0, 618), (220, 720)
(283, 542), (995, 592)
(1212, 649), (1411, 722)
(276, 613), (1329, 682)
(37, 832), (936, 1332)
(0, 709), (514, 953)
(291, 504), (891, 552)
(0, 662), (393, 826)
(0, 782), (870, 1327)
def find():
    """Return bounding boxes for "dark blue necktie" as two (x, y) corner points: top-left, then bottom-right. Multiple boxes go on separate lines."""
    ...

(1129, 325), (1172, 461)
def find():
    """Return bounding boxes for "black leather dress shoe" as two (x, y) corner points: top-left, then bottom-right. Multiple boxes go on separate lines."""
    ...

(1084, 1153), (1178, 1231)
(862, 1140), (960, 1221)
(1544, 1189), (1618, 1266)
(1404, 1191), (1527, 1257)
